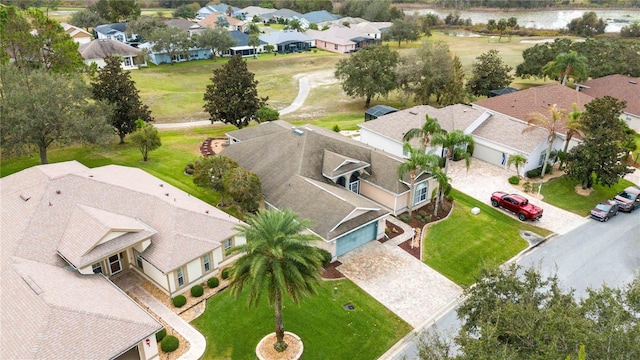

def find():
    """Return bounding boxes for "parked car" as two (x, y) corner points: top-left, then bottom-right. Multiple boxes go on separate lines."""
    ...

(590, 199), (619, 222)
(613, 186), (640, 213)
(490, 191), (543, 221)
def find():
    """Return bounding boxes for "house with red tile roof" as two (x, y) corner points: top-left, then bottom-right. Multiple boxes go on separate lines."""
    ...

(576, 74), (640, 132)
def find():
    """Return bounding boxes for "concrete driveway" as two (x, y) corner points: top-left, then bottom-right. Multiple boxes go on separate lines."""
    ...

(337, 221), (462, 329)
(447, 159), (589, 235)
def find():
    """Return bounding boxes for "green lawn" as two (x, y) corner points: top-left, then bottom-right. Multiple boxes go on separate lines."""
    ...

(423, 190), (552, 287)
(540, 176), (636, 216)
(192, 279), (411, 360)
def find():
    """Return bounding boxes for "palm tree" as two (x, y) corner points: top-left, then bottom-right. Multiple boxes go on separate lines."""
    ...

(507, 154), (527, 178)
(402, 115), (443, 151)
(247, 22), (261, 35)
(431, 130), (474, 176)
(398, 143), (440, 216)
(563, 103), (583, 154)
(248, 34), (260, 59)
(287, 19), (304, 32)
(523, 104), (568, 179)
(227, 208), (323, 352)
(542, 50), (588, 86)
(427, 164), (450, 217)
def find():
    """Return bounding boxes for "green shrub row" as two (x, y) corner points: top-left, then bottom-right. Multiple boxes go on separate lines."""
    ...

(526, 165), (552, 178)
(221, 268), (230, 280)
(156, 328), (167, 342)
(190, 285), (204, 297)
(207, 276), (220, 288)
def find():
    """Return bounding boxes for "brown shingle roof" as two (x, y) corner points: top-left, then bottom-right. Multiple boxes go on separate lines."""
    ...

(577, 74), (640, 116)
(78, 38), (141, 60)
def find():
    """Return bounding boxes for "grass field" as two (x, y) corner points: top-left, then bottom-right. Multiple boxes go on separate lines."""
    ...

(191, 279), (411, 360)
(423, 190), (552, 287)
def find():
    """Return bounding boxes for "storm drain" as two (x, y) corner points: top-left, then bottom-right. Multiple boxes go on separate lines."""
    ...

(343, 303), (355, 310)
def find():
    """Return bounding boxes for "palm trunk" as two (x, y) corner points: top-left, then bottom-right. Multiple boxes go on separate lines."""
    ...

(273, 292), (288, 352)
(408, 173), (416, 216)
(540, 142), (553, 179)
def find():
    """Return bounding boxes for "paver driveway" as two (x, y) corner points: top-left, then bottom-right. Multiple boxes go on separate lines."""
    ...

(337, 232), (462, 329)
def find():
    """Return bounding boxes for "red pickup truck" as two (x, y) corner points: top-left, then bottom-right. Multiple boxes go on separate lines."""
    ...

(491, 191), (543, 221)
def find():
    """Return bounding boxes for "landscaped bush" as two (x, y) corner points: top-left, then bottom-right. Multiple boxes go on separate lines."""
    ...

(190, 285), (204, 297)
(508, 175), (520, 185)
(399, 214), (412, 223)
(172, 295), (187, 308)
(525, 165), (552, 178)
(161, 335), (179, 353)
(184, 163), (194, 175)
(418, 210), (427, 217)
(221, 268), (230, 280)
(207, 277), (220, 288)
(523, 181), (532, 193)
(318, 248), (332, 267)
(332, 124), (341, 132)
(156, 328), (167, 342)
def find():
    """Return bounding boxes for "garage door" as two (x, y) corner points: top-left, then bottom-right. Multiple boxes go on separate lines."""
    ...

(473, 143), (505, 167)
(336, 222), (378, 257)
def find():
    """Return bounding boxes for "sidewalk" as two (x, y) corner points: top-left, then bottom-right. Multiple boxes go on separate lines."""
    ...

(129, 286), (206, 360)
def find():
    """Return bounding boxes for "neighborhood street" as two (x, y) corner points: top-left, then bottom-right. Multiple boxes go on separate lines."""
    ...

(384, 210), (640, 359)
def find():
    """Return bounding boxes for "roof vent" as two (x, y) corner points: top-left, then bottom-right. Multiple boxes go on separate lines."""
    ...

(293, 128), (304, 136)
(22, 276), (43, 295)
(19, 193), (31, 202)
(630, 80), (637, 84)
(409, 111), (417, 115)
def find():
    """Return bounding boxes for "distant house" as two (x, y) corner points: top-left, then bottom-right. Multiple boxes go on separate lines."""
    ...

(259, 30), (314, 53)
(307, 26), (375, 53)
(165, 18), (205, 37)
(576, 74), (640, 132)
(300, 10), (341, 24)
(60, 22), (93, 44)
(359, 104), (550, 176)
(94, 22), (139, 46)
(240, 5), (276, 19)
(1, 161), (247, 359)
(139, 19), (211, 65)
(199, 13), (249, 32)
(196, 3), (241, 20)
(259, 8), (302, 24)
(222, 121), (438, 257)
(79, 39), (145, 69)
(225, 30), (266, 57)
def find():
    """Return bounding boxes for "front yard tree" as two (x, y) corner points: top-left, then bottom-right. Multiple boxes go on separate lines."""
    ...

(397, 143), (440, 216)
(222, 167), (262, 212)
(195, 28), (235, 62)
(203, 55), (267, 128)
(507, 154), (527, 178)
(466, 49), (513, 97)
(523, 104), (567, 179)
(565, 96), (634, 189)
(129, 119), (161, 162)
(228, 208), (323, 352)
(0, 66), (112, 164)
(148, 26), (191, 65)
(91, 56), (153, 144)
(542, 50), (588, 86)
(335, 45), (399, 107)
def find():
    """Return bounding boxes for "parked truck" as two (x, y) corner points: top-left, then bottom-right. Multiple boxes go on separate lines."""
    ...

(491, 191), (543, 221)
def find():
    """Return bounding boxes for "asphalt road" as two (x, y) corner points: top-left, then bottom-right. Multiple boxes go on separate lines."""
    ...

(386, 210), (640, 360)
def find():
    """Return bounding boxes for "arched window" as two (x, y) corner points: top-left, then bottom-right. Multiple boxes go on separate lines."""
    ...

(337, 176), (346, 187)
(349, 172), (360, 194)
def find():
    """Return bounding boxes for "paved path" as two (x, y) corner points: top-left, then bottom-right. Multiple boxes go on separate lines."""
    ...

(129, 286), (206, 360)
(337, 219), (463, 329)
(447, 159), (588, 235)
(280, 76), (310, 115)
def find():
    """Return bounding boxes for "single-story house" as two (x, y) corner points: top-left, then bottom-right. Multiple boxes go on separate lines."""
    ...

(359, 104), (550, 176)
(222, 121), (438, 258)
(576, 74), (640, 132)
(1, 161), (247, 359)
(79, 38), (146, 69)
(225, 30), (266, 57)
(259, 8), (302, 24)
(199, 13), (249, 32)
(94, 22), (140, 46)
(138, 41), (212, 65)
(241, 6), (276, 19)
(259, 30), (314, 53)
(300, 10), (341, 24)
(306, 26), (375, 54)
(61, 22), (93, 44)
(165, 18), (205, 37)
(196, 3), (241, 20)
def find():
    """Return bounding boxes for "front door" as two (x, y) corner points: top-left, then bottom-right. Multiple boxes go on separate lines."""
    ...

(108, 253), (122, 275)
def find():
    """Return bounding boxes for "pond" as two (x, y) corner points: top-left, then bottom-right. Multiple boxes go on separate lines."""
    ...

(404, 8), (640, 33)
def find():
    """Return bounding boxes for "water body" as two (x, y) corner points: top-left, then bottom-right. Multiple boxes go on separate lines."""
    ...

(404, 8), (640, 32)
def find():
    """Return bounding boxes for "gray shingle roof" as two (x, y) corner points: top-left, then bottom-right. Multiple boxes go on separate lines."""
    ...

(223, 121), (403, 240)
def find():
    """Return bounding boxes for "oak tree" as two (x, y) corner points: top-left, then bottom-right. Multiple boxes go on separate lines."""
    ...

(466, 49), (513, 97)
(192, 155), (239, 191)
(129, 119), (161, 162)
(386, 18), (421, 47)
(223, 167), (262, 213)
(91, 56), (153, 144)
(203, 55), (267, 128)
(195, 27), (235, 61)
(148, 26), (192, 64)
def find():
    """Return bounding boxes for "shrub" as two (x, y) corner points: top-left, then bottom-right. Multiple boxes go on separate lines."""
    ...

(190, 285), (204, 297)
(418, 210), (427, 217)
(523, 181), (532, 193)
(317, 248), (332, 267)
(424, 214), (432, 222)
(184, 163), (194, 175)
(508, 175), (520, 185)
(399, 214), (412, 223)
(161, 335), (179, 353)
(332, 124), (341, 132)
(172, 295), (187, 308)
(256, 106), (279, 122)
(156, 328), (167, 342)
(525, 165), (552, 178)
(385, 227), (390, 235)
(207, 277), (220, 288)
(221, 268), (230, 279)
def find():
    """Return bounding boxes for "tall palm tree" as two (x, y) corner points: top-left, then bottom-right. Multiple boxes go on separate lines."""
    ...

(398, 142), (440, 216)
(402, 115), (443, 151)
(563, 103), (584, 154)
(427, 163), (450, 217)
(507, 154), (527, 178)
(542, 50), (588, 86)
(228, 208), (323, 352)
(431, 130), (474, 176)
(523, 104), (568, 179)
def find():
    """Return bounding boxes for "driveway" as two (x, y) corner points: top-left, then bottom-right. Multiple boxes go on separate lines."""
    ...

(337, 223), (462, 329)
(446, 159), (588, 235)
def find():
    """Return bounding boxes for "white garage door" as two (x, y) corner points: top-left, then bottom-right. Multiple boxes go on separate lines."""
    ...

(473, 143), (505, 167)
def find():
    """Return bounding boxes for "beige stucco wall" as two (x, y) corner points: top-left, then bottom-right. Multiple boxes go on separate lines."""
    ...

(360, 181), (397, 211)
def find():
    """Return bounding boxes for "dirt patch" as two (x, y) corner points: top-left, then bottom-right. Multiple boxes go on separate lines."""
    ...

(322, 261), (345, 279)
(256, 333), (302, 360)
(575, 185), (594, 196)
(398, 239), (421, 260)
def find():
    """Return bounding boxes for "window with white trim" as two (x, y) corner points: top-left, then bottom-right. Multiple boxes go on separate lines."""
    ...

(92, 262), (103, 274)
(414, 181), (428, 205)
(176, 267), (185, 287)
(203, 254), (211, 272)
(224, 238), (233, 251)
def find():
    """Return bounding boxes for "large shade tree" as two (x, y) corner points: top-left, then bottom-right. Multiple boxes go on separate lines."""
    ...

(195, 27), (235, 62)
(334, 45), (399, 107)
(0, 66), (112, 164)
(228, 208), (324, 352)
(565, 96), (634, 189)
(91, 56), (153, 144)
(398, 143), (440, 216)
(466, 49), (514, 97)
(542, 50), (588, 85)
(203, 55), (267, 128)
(523, 104), (567, 179)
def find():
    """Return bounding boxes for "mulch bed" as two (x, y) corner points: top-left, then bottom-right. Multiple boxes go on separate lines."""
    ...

(379, 220), (404, 243)
(322, 260), (345, 279)
(398, 239), (421, 260)
(404, 198), (453, 229)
